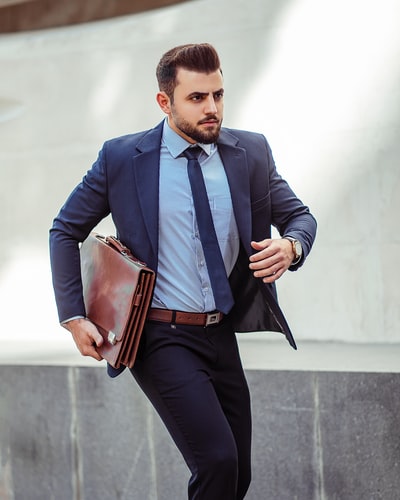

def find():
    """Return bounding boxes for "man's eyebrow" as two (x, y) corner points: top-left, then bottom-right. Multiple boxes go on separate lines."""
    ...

(187, 91), (208, 97)
(187, 88), (224, 98)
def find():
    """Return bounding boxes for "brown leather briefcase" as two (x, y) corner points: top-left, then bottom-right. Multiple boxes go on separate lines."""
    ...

(80, 232), (155, 369)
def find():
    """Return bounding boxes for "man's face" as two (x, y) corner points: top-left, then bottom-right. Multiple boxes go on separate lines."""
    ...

(161, 68), (224, 144)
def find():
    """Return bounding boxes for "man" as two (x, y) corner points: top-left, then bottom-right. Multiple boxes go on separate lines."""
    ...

(50, 43), (316, 500)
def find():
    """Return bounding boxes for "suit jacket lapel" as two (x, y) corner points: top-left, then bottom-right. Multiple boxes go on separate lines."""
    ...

(217, 130), (252, 256)
(131, 122), (163, 267)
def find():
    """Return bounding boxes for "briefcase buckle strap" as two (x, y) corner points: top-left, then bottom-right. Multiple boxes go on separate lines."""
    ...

(205, 312), (223, 326)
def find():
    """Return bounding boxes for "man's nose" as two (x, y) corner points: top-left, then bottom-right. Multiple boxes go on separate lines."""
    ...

(204, 95), (217, 114)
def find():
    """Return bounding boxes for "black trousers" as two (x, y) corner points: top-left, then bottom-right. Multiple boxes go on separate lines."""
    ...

(130, 317), (252, 500)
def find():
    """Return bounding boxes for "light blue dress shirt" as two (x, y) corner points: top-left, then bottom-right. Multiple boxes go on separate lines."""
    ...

(151, 120), (239, 313)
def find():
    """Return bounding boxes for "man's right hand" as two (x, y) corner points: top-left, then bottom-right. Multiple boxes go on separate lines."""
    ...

(62, 318), (104, 361)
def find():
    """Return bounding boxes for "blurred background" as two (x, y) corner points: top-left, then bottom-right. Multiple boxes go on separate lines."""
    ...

(0, 0), (399, 362)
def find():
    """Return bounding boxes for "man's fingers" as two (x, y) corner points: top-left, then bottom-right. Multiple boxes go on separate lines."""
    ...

(92, 330), (104, 348)
(250, 239), (271, 255)
(87, 331), (104, 361)
(65, 318), (104, 361)
(82, 329), (104, 359)
(250, 240), (264, 251)
(249, 238), (293, 281)
(78, 335), (103, 361)
(83, 343), (103, 361)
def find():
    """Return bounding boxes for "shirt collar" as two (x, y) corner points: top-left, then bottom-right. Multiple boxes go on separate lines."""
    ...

(162, 118), (213, 158)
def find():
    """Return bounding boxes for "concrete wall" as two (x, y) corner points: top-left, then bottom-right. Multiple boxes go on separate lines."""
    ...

(0, 1), (399, 350)
(1, 365), (399, 499)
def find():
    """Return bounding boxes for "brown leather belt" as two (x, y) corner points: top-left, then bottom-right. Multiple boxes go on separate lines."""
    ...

(147, 308), (224, 327)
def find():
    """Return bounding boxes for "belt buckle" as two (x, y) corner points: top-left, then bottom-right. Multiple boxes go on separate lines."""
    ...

(205, 312), (220, 326)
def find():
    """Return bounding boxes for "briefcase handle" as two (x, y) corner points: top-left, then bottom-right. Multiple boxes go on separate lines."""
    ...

(94, 233), (147, 267)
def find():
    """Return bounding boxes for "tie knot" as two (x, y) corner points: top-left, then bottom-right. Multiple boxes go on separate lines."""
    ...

(183, 146), (202, 161)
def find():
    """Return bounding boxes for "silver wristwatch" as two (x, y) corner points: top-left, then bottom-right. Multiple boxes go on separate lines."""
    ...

(284, 237), (302, 265)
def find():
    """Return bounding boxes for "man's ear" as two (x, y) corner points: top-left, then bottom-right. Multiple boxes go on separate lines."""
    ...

(156, 91), (171, 114)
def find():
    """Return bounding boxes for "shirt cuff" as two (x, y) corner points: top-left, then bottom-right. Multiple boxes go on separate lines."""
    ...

(61, 315), (85, 325)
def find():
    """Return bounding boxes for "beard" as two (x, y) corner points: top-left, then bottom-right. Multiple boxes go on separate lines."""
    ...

(172, 111), (222, 144)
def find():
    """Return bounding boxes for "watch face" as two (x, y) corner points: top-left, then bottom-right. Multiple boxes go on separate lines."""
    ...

(294, 240), (302, 257)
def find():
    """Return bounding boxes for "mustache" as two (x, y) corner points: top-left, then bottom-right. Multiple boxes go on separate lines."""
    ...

(198, 115), (219, 124)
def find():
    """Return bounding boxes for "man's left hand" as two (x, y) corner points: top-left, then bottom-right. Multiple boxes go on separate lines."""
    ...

(249, 238), (294, 283)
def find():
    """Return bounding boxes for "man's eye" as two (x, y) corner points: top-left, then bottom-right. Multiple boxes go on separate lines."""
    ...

(191, 95), (202, 101)
(214, 92), (224, 100)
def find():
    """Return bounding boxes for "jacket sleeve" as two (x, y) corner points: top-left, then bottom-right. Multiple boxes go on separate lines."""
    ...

(246, 132), (317, 270)
(49, 145), (111, 322)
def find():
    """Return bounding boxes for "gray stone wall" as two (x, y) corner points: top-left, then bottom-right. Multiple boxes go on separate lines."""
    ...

(0, 365), (398, 499)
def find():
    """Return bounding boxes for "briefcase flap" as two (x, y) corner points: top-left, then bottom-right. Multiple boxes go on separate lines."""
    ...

(80, 233), (152, 343)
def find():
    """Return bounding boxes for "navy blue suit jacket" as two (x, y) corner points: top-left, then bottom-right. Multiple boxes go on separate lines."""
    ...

(50, 121), (317, 376)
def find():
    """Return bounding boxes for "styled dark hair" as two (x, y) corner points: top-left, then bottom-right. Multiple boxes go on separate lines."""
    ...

(156, 43), (221, 100)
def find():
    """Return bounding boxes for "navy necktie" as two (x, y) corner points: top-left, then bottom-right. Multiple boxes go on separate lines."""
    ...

(183, 146), (234, 314)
